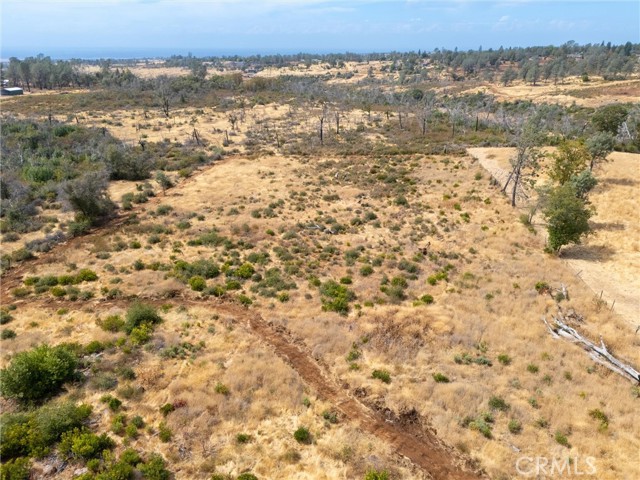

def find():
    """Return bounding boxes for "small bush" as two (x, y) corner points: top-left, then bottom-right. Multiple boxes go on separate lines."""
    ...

(59, 428), (115, 460)
(589, 409), (609, 431)
(237, 474), (258, 480)
(98, 315), (125, 332)
(508, 419), (522, 434)
(527, 363), (539, 374)
(364, 470), (389, 480)
(554, 430), (570, 448)
(372, 369), (391, 384)
(359, 265), (374, 276)
(488, 396), (510, 412)
(432, 373), (450, 383)
(293, 426), (311, 444)
(124, 303), (162, 334)
(158, 422), (172, 442)
(100, 394), (123, 412)
(214, 382), (230, 395)
(1, 329), (17, 340)
(420, 294), (434, 305)
(0, 310), (14, 325)
(236, 433), (252, 444)
(189, 276), (207, 292)
(0, 458), (31, 480)
(159, 403), (175, 416)
(497, 354), (511, 365)
(322, 410), (339, 424)
(139, 453), (171, 480)
(76, 269), (98, 282)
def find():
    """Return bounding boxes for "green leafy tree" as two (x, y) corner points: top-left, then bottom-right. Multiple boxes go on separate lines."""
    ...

(585, 132), (615, 171)
(569, 170), (598, 200)
(592, 104), (628, 135)
(63, 170), (116, 225)
(0, 345), (78, 404)
(549, 140), (590, 185)
(543, 184), (593, 253)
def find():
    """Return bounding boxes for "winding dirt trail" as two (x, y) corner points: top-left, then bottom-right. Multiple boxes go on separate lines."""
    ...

(0, 159), (483, 480)
(1, 292), (482, 480)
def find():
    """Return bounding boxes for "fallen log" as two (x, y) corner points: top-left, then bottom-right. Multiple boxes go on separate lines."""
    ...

(543, 314), (640, 383)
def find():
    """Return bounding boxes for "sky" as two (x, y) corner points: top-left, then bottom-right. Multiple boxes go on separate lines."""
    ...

(1, 0), (639, 59)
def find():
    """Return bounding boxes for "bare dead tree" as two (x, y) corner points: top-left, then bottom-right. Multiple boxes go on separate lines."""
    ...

(502, 121), (543, 207)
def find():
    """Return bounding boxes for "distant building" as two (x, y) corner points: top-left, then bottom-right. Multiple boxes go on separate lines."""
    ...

(1, 87), (23, 96)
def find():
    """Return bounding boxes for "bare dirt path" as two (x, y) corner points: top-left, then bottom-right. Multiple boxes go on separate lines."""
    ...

(3, 294), (483, 480)
(0, 160), (483, 479)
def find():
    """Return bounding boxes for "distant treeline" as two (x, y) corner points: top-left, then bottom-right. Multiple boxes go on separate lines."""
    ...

(3, 42), (637, 91)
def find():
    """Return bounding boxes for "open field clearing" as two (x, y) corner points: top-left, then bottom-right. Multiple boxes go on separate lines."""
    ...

(2, 147), (638, 479)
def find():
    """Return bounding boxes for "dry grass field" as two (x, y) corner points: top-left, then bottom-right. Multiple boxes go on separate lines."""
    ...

(2, 146), (639, 479)
(1, 64), (639, 480)
(468, 147), (640, 327)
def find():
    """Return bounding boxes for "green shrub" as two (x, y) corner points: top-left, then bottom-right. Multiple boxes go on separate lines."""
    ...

(420, 294), (434, 305)
(236, 433), (252, 444)
(372, 369), (391, 384)
(0, 311), (14, 325)
(554, 430), (570, 448)
(84, 340), (105, 355)
(527, 363), (539, 374)
(57, 274), (77, 286)
(359, 265), (374, 276)
(237, 474), (258, 480)
(214, 382), (230, 395)
(1, 329), (17, 340)
(319, 280), (355, 315)
(159, 403), (175, 416)
(364, 470), (389, 480)
(432, 373), (450, 383)
(158, 422), (172, 442)
(464, 412), (494, 439)
(98, 315), (125, 332)
(59, 428), (115, 460)
(235, 263), (255, 279)
(76, 269), (98, 282)
(124, 303), (162, 334)
(120, 448), (142, 466)
(488, 396), (510, 412)
(293, 426), (311, 444)
(0, 457), (31, 480)
(497, 354), (511, 365)
(131, 416), (145, 429)
(49, 286), (66, 297)
(126, 423), (139, 438)
(588, 409), (609, 431)
(189, 276), (207, 291)
(100, 395), (122, 412)
(322, 410), (338, 424)
(139, 453), (171, 480)
(11, 288), (30, 298)
(0, 344), (78, 404)
(129, 324), (153, 345)
(508, 419), (522, 434)
(0, 402), (92, 460)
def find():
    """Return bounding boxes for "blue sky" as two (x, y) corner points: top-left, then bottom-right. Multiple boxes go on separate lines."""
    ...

(1, 1), (638, 59)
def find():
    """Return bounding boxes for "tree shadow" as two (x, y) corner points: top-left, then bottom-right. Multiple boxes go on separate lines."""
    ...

(600, 177), (638, 187)
(561, 244), (616, 262)
(590, 221), (626, 231)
